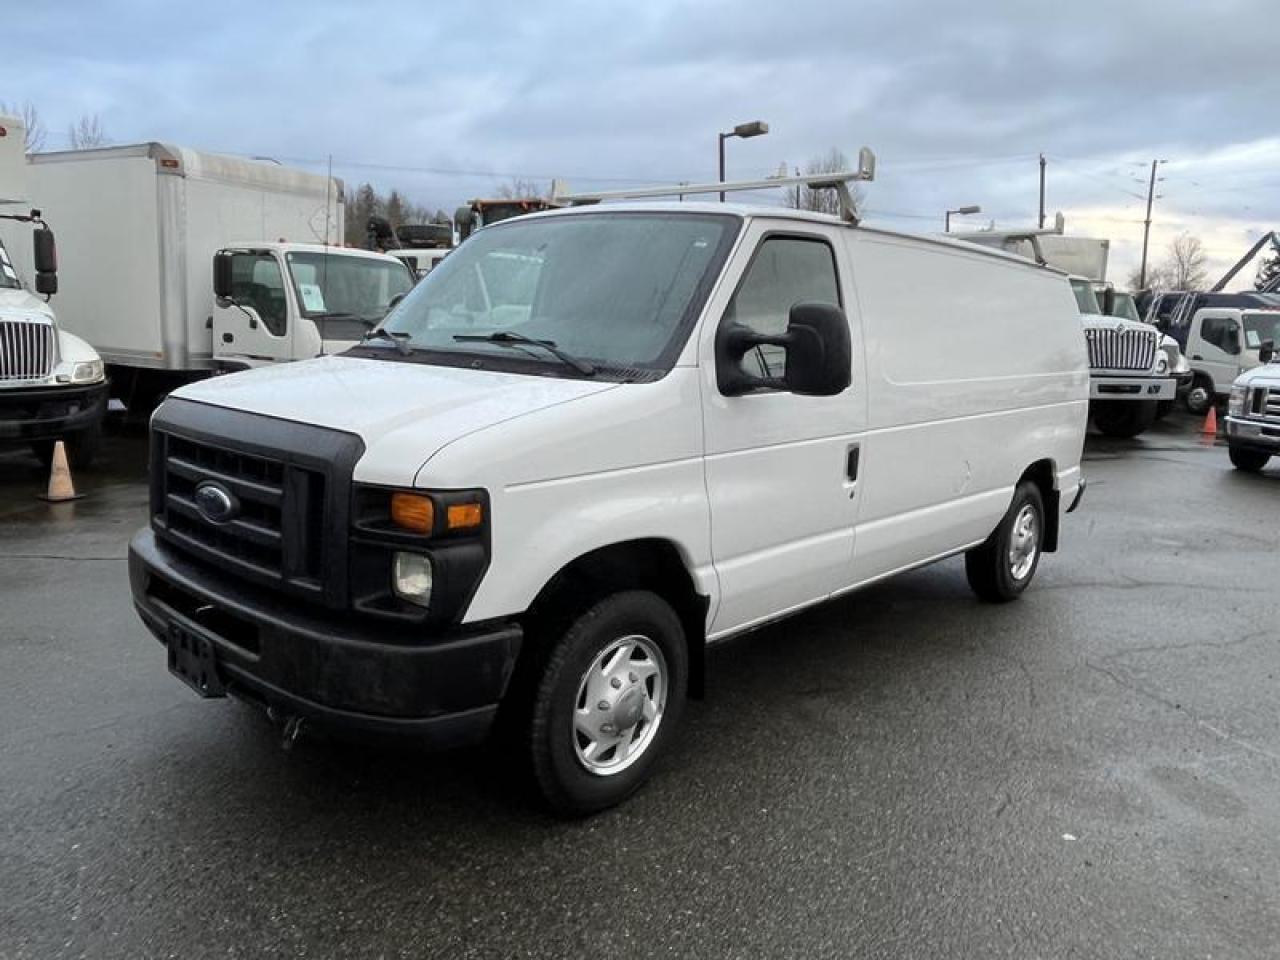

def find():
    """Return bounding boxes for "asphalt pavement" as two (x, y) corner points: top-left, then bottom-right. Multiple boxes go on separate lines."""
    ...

(1, 413), (1278, 959)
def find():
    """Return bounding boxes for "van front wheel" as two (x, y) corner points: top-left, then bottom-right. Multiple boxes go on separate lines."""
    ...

(526, 590), (688, 816)
(966, 481), (1045, 603)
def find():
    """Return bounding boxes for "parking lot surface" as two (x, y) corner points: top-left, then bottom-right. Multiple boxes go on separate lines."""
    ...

(2, 413), (1277, 959)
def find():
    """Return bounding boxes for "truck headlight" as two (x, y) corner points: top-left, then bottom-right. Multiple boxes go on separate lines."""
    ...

(1229, 385), (1247, 417)
(1155, 353), (1169, 374)
(70, 359), (104, 383)
(392, 552), (434, 607)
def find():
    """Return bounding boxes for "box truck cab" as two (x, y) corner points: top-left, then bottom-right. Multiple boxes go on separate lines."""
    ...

(128, 166), (1088, 814)
(0, 114), (107, 468)
(1180, 307), (1280, 415)
(211, 242), (415, 371)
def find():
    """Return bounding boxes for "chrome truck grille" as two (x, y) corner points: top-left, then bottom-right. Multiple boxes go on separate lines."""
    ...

(1084, 326), (1158, 372)
(0, 320), (56, 381)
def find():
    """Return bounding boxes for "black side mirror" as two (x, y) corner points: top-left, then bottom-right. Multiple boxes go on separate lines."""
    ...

(1100, 287), (1116, 316)
(212, 251), (234, 300)
(717, 301), (852, 397)
(1227, 323), (1242, 355)
(33, 227), (57, 296)
(1260, 339), (1275, 364)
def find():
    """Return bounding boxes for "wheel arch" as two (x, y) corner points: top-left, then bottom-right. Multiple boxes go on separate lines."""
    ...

(1018, 459), (1060, 552)
(520, 538), (709, 699)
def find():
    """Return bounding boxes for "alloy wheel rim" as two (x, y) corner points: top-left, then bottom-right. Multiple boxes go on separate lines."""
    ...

(572, 634), (667, 776)
(1007, 504), (1040, 581)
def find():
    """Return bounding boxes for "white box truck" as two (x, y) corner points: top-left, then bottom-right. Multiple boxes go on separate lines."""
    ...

(28, 144), (414, 412)
(128, 162), (1089, 814)
(0, 114), (108, 468)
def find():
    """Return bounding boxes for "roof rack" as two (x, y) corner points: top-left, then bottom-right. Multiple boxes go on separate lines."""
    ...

(551, 147), (877, 225)
(948, 213), (1066, 266)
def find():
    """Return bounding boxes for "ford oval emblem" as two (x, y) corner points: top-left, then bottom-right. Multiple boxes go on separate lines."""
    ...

(194, 481), (239, 525)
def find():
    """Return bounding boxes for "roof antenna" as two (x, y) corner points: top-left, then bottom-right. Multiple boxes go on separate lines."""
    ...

(320, 153), (333, 355)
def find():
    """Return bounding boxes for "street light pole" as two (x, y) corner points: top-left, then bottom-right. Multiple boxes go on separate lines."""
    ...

(1138, 159), (1164, 289)
(717, 120), (769, 202)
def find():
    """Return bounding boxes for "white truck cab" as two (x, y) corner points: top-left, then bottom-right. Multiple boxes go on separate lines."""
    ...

(0, 114), (107, 468)
(128, 164), (1089, 814)
(211, 243), (415, 371)
(1181, 307), (1280, 414)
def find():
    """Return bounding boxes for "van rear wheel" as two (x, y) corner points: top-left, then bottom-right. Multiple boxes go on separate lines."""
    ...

(966, 481), (1045, 603)
(525, 590), (688, 816)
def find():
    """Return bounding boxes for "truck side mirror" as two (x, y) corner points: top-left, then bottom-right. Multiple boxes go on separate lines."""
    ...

(716, 302), (852, 397)
(33, 227), (57, 296)
(1261, 340), (1275, 364)
(212, 251), (234, 300)
(1100, 287), (1116, 316)
(1227, 323), (1242, 355)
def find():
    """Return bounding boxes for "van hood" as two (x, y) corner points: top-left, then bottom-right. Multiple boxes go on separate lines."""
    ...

(0, 287), (55, 322)
(170, 354), (618, 485)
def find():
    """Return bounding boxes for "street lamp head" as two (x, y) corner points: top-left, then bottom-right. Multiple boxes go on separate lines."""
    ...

(731, 121), (769, 139)
(956, 204), (981, 215)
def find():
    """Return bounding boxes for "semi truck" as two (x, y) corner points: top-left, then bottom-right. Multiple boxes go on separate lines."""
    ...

(0, 113), (108, 468)
(27, 144), (414, 412)
(955, 227), (1187, 438)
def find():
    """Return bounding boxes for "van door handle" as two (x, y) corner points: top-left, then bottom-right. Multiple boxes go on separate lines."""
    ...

(846, 444), (860, 482)
(1192, 354), (1202, 360)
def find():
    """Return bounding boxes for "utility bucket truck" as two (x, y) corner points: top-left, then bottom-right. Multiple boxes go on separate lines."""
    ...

(28, 145), (414, 413)
(0, 114), (107, 468)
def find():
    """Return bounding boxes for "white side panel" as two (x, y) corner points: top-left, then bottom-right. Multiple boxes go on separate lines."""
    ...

(26, 157), (164, 364)
(414, 370), (714, 624)
(847, 232), (1089, 582)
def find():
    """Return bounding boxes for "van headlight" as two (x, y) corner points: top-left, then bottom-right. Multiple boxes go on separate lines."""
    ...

(1229, 385), (1247, 417)
(70, 359), (104, 384)
(392, 552), (434, 607)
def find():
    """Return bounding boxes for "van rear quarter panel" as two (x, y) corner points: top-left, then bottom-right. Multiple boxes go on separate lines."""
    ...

(846, 232), (1088, 580)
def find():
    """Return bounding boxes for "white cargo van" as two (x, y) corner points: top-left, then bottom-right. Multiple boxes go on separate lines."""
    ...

(128, 166), (1088, 814)
(1225, 343), (1280, 471)
(27, 144), (414, 411)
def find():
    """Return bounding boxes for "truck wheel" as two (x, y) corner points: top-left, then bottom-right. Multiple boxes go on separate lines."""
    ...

(30, 423), (102, 471)
(966, 481), (1045, 603)
(1184, 376), (1214, 415)
(525, 590), (687, 816)
(1092, 400), (1157, 439)
(1155, 399), (1175, 420)
(1228, 445), (1271, 472)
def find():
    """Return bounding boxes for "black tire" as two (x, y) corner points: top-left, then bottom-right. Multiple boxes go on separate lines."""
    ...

(525, 590), (688, 816)
(30, 422), (102, 471)
(1184, 375), (1214, 415)
(1092, 400), (1157, 439)
(1228, 445), (1271, 472)
(1155, 399), (1175, 420)
(966, 481), (1045, 603)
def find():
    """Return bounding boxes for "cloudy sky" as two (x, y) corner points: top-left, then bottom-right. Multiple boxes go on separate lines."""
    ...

(4, 0), (1277, 284)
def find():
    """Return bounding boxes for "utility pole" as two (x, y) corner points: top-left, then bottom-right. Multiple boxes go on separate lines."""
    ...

(1037, 153), (1046, 229)
(1138, 159), (1167, 289)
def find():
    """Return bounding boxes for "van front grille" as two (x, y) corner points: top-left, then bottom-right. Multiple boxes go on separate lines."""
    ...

(0, 320), (55, 381)
(1084, 327), (1158, 373)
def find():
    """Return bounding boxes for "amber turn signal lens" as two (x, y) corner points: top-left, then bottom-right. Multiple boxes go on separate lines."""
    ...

(446, 502), (484, 530)
(390, 492), (434, 534)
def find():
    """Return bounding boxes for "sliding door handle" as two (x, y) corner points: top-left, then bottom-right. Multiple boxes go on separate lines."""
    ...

(845, 444), (860, 482)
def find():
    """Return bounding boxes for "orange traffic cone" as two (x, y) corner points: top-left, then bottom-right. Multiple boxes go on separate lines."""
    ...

(1200, 405), (1218, 439)
(39, 440), (83, 502)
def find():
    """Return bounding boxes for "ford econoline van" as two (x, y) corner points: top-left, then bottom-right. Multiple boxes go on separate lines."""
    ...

(129, 187), (1089, 814)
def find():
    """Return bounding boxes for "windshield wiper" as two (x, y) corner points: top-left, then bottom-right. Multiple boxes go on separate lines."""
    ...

(453, 331), (596, 376)
(360, 328), (413, 356)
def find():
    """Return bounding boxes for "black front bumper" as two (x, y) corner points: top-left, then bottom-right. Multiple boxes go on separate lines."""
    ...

(0, 381), (108, 441)
(129, 529), (522, 747)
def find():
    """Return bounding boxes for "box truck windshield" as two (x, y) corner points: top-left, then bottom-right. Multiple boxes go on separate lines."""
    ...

(285, 251), (414, 323)
(377, 212), (735, 375)
(1070, 278), (1101, 315)
(1243, 312), (1280, 349)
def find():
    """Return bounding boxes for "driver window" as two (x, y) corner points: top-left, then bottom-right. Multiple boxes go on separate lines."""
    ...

(1201, 317), (1239, 354)
(230, 253), (288, 336)
(724, 236), (840, 379)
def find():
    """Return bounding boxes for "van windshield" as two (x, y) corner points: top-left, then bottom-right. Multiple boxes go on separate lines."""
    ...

(1242, 312), (1280, 349)
(1070, 278), (1102, 315)
(374, 212), (738, 379)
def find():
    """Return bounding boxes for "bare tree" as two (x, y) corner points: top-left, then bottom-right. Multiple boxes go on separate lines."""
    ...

(0, 101), (46, 152)
(783, 148), (864, 218)
(1165, 232), (1208, 290)
(494, 178), (546, 200)
(1256, 249), (1280, 292)
(67, 113), (110, 149)
(1126, 262), (1173, 291)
